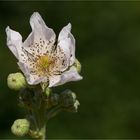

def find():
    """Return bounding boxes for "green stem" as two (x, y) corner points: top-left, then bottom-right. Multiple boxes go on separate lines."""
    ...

(47, 105), (62, 120)
(38, 124), (46, 140)
(28, 92), (47, 140)
(38, 101), (46, 140)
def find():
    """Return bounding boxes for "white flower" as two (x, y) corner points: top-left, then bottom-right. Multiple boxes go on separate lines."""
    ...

(6, 12), (82, 87)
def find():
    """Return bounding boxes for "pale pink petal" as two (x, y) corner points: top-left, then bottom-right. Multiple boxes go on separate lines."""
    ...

(18, 62), (44, 85)
(6, 26), (22, 59)
(50, 66), (83, 87)
(48, 75), (61, 87)
(58, 23), (75, 66)
(23, 12), (56, 56)
(30, 12), (56, 44)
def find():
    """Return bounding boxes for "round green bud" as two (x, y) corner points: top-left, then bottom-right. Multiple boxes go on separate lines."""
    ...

(7, 72), (27, 90)
(74, 59), (82, 73)
(11, 119), (30, 137)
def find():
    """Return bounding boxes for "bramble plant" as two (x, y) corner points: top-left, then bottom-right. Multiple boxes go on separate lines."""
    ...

(6, 12), (82, 140)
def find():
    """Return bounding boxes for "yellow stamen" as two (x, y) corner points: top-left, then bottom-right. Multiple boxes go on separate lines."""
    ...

(36, 56), (50, 75)
(38, 56), (50, 68)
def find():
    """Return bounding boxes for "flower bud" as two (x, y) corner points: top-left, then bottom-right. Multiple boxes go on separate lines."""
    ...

(67, 100), (80, 112)
(7, 72), (27, 90)
(61, 90), (76, 107)
(50, 93), (59, 106)
(74, 59), (82, 73)
(11, 119), (30, 137)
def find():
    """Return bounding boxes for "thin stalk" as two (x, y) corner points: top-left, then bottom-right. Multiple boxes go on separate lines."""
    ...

(38, 98), (47, 140)
(47, 105), (62, 120)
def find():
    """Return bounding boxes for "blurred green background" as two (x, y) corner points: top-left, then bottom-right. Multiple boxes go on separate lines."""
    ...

(1, 1), (140, 139)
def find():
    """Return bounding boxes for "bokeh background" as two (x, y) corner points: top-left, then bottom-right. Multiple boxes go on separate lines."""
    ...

(1, 1), (140, 139)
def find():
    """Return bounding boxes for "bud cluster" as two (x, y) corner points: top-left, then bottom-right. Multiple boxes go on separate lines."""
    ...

(7, 72), (81, 138)
(48, 89), (80, 113)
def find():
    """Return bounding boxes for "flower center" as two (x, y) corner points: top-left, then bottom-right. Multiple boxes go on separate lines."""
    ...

(37, 56), (50, 68)
(36, 56), (51, 75)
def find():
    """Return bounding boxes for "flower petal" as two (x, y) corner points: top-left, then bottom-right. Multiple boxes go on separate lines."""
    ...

(23, 12), (56, 57)
(58, 23), (76, 66)
(55, 40), (71, 71)
(49, 66), (83, 87)
(6, 26), (22, 59)
(18, 62), (45, 85)
(30, 12), (56, 44)
(48, 75), (61, 87)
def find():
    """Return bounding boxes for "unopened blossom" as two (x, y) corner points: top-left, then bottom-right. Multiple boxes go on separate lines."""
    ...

(6, 12), (82, 87)
(7, 72), (27, 90)
(11, 119), (30, 137)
